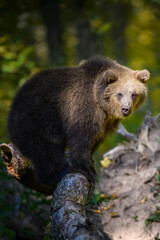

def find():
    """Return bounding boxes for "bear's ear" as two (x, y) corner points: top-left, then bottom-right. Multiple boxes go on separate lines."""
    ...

(103, 70), (118, 84)
(135, 69), (150, 83)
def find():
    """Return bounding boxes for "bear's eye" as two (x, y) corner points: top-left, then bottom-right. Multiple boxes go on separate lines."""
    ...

(117, 93), (123, 99)
(132, 93), (136, 99)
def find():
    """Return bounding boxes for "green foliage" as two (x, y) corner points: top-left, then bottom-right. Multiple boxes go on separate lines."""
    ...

(90, 190), (115, 205)
(90, 190), (102, 205)
(145, 211), (160, 225)
(0, 227), (16, 240)
(0, 36), (40, 142)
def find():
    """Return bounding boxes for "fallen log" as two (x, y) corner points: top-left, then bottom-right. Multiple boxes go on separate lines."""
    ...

(103, 111), (160, 170)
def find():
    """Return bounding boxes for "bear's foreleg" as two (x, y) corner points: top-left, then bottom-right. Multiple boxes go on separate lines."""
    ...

(68, 136), (97, 184)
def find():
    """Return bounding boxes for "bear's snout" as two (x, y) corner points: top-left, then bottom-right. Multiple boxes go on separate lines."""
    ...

(121, 106), (130, 116)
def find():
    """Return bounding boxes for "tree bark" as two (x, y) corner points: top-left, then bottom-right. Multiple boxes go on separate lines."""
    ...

(51, 173), (110, 240)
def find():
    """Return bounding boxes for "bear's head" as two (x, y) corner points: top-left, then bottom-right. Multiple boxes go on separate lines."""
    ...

(94, 65), (150, 119)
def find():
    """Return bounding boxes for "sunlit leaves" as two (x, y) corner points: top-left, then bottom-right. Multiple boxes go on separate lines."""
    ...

(0, 36), (37, 142)
(91, 18), (111, 34)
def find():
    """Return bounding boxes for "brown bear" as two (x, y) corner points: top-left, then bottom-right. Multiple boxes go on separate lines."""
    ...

(7, 56), (150, 185)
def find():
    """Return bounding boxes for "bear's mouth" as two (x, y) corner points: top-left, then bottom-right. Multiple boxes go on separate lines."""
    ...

(122, 112), (130, 117)
(121, 106), (131, 117)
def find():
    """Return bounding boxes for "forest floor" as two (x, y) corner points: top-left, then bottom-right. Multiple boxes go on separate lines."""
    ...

(96, 149), (160, 240)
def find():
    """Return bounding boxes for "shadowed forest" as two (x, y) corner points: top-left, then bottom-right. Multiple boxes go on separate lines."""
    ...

(0, 0), (160, 239)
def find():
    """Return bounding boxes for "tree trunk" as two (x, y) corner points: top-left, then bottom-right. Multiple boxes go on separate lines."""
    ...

(40, 0), (63, 65)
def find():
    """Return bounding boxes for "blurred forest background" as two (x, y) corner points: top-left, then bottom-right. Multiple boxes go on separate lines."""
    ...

(0, 0), (160, 239)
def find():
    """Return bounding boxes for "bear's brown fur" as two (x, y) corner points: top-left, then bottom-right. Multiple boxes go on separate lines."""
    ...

(8, 56), (150, 184)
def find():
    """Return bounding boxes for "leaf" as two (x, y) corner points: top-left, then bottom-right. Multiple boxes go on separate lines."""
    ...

(100, 193), (109, 199)
(110, 212), (119, 218)
(93, 209), (102, 214)
(100, 157), (111, 168)
(112, 193), (116, 199)
(140, 197), (147, 204)
(100, 203), (113, 211)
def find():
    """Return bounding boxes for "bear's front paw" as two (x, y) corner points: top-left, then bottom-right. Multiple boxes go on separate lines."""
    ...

(73, 165), (96, 185)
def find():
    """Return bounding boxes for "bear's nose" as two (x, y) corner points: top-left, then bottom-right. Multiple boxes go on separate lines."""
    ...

(121, 106), (130, 116)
